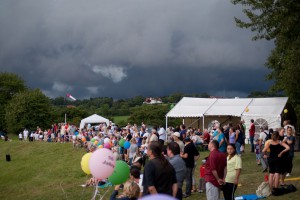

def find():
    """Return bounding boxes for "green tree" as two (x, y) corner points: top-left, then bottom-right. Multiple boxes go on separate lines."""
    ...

(128, 104), (168, 127)
(5, 89), (52, 133)
(0, 73), (27, 130)
(232, 0), (300, 128)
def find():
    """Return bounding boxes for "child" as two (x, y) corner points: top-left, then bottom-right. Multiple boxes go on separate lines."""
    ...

(198, 159), (206, 193)
(254, 139), (261, 165)
(110, 181), (140, 200)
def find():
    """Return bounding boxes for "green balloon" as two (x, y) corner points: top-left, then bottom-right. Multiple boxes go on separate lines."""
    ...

(119, 138), (125, 147)
(91, 138), (95, 142)
(108, 160), (130, 185)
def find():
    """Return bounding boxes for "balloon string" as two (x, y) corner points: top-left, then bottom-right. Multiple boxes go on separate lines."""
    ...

(60, 182), (68, 199)
(99, 187), (110, 200)
(91, 184), (98, 200)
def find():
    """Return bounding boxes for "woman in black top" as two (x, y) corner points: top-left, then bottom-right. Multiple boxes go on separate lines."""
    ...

(262, 131), (289, 192)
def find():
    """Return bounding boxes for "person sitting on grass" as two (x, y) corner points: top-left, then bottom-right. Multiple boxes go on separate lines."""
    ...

(110, 181), (140, 200)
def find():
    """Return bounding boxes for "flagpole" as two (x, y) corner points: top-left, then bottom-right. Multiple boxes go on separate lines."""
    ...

(64, 95), (67, 124)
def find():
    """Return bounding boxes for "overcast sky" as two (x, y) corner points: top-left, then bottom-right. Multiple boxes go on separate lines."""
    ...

(0, 0), (274, 99)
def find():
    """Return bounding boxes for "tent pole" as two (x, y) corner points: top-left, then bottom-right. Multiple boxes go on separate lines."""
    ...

(203, 116), (205, 131)
(165, 116), (168, 130)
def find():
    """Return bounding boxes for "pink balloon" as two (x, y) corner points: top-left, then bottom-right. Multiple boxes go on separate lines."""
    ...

(89, 148), (116, 179)
(104, 143), (111, 149)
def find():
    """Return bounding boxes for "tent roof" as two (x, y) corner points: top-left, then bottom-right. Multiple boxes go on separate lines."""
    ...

(166, 97), (288, 118)
(166, 97), (217, 117)
(205, 98), (252, 116)
(79, 114), (109, 129)
(242, 97), (288, 116)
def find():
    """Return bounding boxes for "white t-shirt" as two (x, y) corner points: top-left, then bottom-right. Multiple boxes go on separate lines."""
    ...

(128, 143), (138, 158)
(158, 127), (166, 141)
(23, 130), (28, 137)
(259, 131), (268, 144)
(19, 133), (23, 139)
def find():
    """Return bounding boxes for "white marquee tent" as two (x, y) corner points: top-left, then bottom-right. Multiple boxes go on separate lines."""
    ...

(79, 114), (110, 129)
(166, 97), (289, 137)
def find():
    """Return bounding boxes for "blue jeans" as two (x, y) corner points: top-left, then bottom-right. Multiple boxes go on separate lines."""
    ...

(235, 142), (241, 155)
(185, 167), (193, 195)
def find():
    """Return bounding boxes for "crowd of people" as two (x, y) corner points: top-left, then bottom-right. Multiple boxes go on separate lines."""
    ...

(15, 119), (297, 200)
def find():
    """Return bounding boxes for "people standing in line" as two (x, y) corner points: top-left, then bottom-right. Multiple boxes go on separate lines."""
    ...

(229, 127), (236, 145)
(278, 127), (290, 186)
(18, 132), (23, 141)
(262, 131), (289, 193)
(235, 125), (243, 156)
(128, 138), (139, 165)
(198, 159), (206, 193)
(254, 139), (261, 165)
(173, 132), (185, 153)
(259, 127), (269, 172)
(179, 124), (187, 141)
(212, 127), (226, 153)
(158, 126), (166, 147)
(249, 119), (255, 152)
(201, 129), (211, 145)
(180, 137), (200, 198)
(23, 128), (28, 141)
(283, 120), (295, 135)
(204, 140), (227, 200)
(223, 144), (242, 200)
(285, 126), (296, 177)
(142, 141), (177, 197)
(167, 142), (187, 200)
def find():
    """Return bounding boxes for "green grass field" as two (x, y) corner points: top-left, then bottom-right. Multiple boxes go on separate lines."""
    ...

(0, 137), (299, 200)
(113, 116), (130, 125)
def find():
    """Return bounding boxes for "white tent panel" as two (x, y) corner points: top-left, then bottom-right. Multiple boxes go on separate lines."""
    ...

(205, 98), (252, 116)
(242, 97), (288, 116)
(79, 114), (109, 129)
(166, 97), (217, 117)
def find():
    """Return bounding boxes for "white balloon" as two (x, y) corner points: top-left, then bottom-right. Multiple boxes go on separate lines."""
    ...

(104, 138), (111, 144)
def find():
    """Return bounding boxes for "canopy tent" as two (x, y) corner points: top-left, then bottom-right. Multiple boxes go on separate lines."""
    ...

(79, 114), (110, 130)
(166, 97), (289, 136)
(241, 97), (289, 132)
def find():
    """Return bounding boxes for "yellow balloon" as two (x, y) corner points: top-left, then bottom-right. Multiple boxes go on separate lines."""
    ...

(245, 107), (249, 112)
(98, 145), (103, 149)
(81, 152), (92, 175)
(94, 140), (98, 145)
(284, 109), (288, 114)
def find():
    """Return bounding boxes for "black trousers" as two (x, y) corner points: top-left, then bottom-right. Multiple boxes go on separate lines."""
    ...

(223, 183), (237, 200)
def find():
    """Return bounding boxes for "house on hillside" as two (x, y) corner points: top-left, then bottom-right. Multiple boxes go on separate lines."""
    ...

(143, 97), (163, 104)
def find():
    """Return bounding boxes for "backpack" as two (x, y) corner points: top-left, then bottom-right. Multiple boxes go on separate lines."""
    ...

(264, 131), (271, 142)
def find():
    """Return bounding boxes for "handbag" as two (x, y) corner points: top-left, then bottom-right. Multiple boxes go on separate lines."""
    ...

(256, 181), (271, 197)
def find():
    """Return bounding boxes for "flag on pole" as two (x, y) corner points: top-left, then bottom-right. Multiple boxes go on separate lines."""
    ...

(66, 93), (77, 101)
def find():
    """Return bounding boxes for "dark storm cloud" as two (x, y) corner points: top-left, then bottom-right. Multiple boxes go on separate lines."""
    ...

(0, 0), (273, 99)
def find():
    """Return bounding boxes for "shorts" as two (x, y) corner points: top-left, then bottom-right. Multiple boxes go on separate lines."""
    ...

(256, 154), (261, 160)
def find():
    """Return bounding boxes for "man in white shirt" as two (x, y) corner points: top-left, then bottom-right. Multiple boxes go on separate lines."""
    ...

(158, 127), (166, 146)
(23, 128), (28, 141)
(173, 132), (185, 153)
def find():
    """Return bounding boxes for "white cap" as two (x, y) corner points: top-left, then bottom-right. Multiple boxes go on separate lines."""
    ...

(173, 132), (180, 138)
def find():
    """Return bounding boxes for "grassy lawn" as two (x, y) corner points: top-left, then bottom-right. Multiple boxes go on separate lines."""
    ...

(0, 137), (299, 200)
(113, 116), (130, 125)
